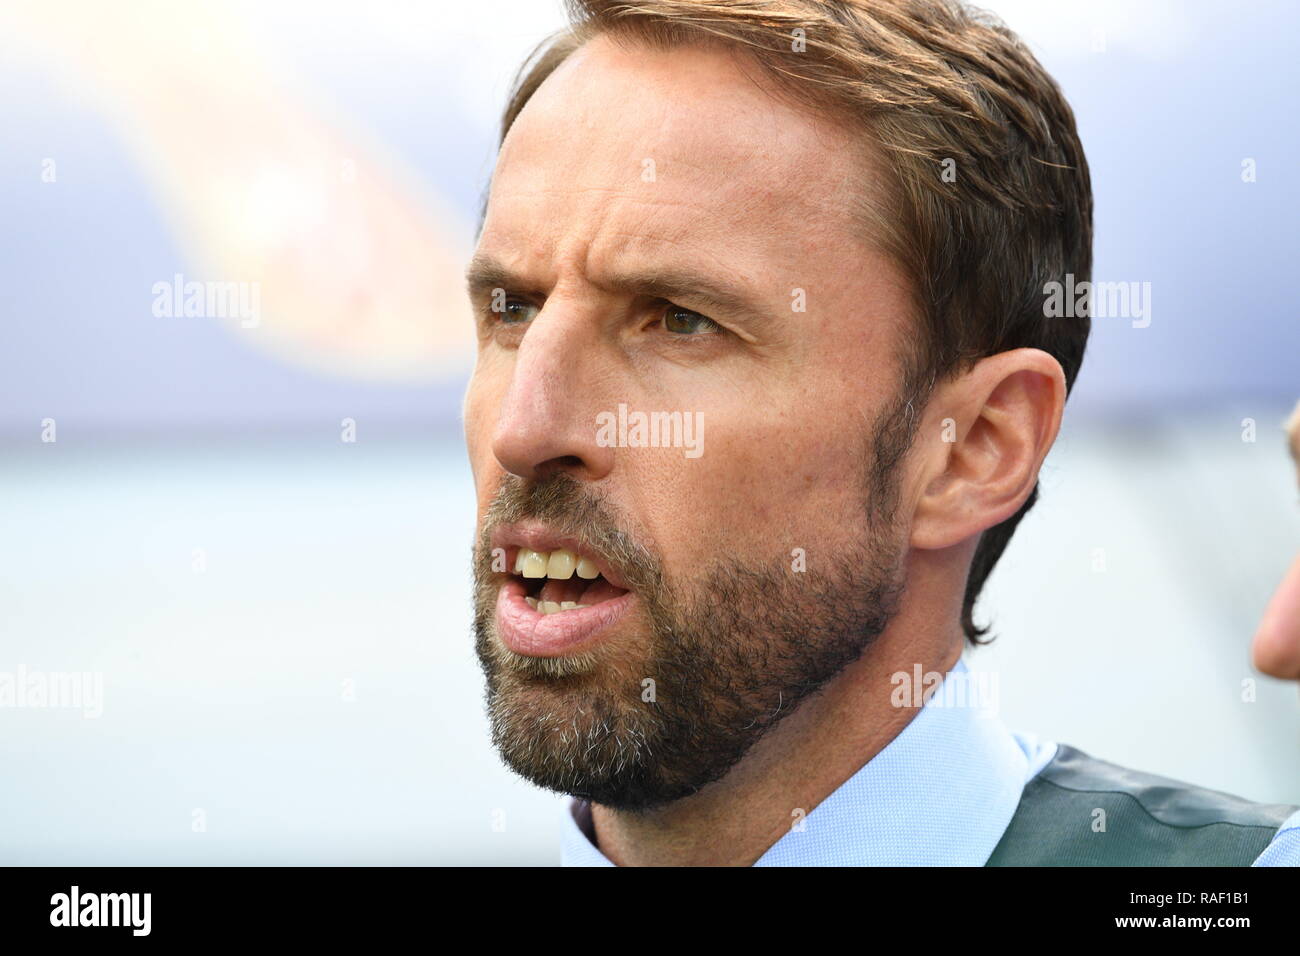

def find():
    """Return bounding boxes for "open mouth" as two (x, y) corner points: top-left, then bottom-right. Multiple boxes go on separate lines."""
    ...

(490, 526), (640, 656)
(508, 547), (630, 614)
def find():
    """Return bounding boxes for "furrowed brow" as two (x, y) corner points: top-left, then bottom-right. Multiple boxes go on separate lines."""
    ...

(464, 254), (529, 299)
(465, 254), (767, 323)
(605, 268), (765, 321)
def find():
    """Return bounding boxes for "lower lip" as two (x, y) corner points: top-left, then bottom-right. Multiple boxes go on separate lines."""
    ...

(494, 577), (635, 657)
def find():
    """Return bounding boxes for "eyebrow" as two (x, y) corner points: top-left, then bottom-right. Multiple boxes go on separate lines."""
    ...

(464, 253), (768, 323)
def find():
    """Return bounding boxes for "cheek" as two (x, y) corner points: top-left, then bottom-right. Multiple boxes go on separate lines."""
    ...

(463, 365), (504, 493)
(462, 384), (484, 458)
(634, 407), (867, 571)
(730, 425), (864, 528)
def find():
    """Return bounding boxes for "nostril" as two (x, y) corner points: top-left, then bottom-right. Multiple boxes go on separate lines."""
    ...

(534, 455), (585, 480)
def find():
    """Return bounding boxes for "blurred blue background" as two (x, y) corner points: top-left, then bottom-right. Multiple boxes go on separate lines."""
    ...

(0, 0), (1296, 864)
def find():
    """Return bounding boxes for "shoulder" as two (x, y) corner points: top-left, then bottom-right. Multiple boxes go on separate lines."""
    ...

(987, 743), (1298, 866)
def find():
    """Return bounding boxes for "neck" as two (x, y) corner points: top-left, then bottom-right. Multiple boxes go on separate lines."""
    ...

(589, 621), (963, 866)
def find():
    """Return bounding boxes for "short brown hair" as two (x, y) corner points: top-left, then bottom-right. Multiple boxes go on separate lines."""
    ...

(494, 0), (1093, 644)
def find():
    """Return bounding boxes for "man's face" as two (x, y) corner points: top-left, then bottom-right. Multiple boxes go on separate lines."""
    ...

(463, 36), (922, 809)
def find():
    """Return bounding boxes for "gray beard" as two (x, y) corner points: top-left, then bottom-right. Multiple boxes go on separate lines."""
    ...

(471, 475), (908, 812)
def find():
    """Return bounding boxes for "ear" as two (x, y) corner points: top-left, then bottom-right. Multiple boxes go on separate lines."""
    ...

(909, 349), (1066, 551)
(1252, 552), (1300, 680)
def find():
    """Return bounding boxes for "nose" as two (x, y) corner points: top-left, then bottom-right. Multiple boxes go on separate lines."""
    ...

(490, 303), (615, 483)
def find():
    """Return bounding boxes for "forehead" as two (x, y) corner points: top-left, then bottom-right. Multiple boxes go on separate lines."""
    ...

(481, 33), (874, 276)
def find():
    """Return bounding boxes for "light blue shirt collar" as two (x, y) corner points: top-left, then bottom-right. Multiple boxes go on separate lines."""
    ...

(560, 656), (1056, 866)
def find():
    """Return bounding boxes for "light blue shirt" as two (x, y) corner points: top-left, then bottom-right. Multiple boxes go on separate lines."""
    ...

(560, 657), (1300, 866)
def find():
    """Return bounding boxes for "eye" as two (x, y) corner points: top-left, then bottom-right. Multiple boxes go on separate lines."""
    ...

(496, 297), (539, 325)
(662, 305), (721, 335)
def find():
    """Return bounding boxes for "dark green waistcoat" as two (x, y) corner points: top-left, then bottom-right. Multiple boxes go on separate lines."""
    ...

(986, 744), (1296, 866)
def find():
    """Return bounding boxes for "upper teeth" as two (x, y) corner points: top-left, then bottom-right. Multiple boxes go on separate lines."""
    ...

(513, 547), (601, 580)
